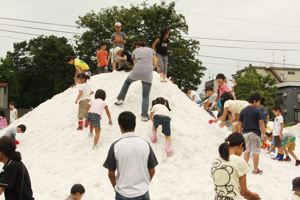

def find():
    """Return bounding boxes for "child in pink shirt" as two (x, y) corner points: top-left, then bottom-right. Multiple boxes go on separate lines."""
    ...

(215, 73), (236, 103)
(0, 111), (8, 131)
(86, 89), (112, 150)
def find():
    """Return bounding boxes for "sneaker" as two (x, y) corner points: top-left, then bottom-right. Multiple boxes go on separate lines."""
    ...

(150, 135), (157, 143)
(70, 84), (76, 88)
(88, 133), (93, 138)
(92, 144), (102, 150)
(283, 156), (291, 162)
(85, 121), (90, 128)
(141, 116), (149, 121)
(166, 148), (173, 156)
(160, 76), (164, 82)
(252, 169), (263, 175)
(115, 99), (124, 105)
(296, 160), (300, 166)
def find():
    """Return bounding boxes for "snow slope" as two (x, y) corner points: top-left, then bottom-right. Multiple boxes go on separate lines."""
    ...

(1, 71), (299, 199)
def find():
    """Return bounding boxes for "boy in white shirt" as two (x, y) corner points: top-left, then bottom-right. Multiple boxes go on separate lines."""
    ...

(183, 88), (202, 104)
(9, 101), (18, 124)
(269, 105), (284, 161)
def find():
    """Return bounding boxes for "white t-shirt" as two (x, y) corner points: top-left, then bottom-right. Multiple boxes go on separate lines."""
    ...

(4, 126), (17, 137)
(208, 93), (218, 104)
(224, 100), (249, 114)
(150, 104), (170, 118)
(10, 108), (17, 123)
(273, 115), (284, 136)
(77, 83), (92, 101)
(211, 154), (251, 200)
(189, 90), (201, 103)
(88, 99), (107, 117)
(292, 194), (300, 200)
(227, 80), (235, 91)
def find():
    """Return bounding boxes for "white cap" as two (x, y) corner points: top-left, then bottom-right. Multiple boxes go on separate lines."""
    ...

(115, 22), (122, 27)
(113, 47), (123, 55)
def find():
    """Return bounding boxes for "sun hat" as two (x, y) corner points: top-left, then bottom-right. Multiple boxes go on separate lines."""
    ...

(113, 47), (123, 56)
(115, 22), (122, 27)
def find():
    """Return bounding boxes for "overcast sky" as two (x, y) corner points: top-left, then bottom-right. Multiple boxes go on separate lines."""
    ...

(1, 0), (300, 91)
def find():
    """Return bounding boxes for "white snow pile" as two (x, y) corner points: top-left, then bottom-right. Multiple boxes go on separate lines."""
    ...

(0, 71), (299, 199)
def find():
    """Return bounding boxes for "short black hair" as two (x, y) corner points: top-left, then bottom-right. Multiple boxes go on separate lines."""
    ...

(272, 104), (281, 112)
(118, 111), (136, 132)
(183, 88), (190, 94)
(260, 97), (265, 106)
(17, 124), (26, 133)
(216, 73), (226, 80)
(205, 86), (214, 92)
(71, 184), (85, 195)
(95, 89), (106, 100)
(9, 101), (15, 106)
(266, 132), (272, 137)
(248, 92), (261, 103)
(65, 55), (74, 63)
(100, 42), (106, 46)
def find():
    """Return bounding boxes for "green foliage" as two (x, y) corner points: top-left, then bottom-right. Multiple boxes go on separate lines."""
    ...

(234, 65), (278, 116)
(5, 35), (75, 108)
(0, 57), (20, 105)
(75, 1), (206, 89)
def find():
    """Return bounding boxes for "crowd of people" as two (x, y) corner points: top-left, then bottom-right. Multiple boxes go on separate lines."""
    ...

(0, 22), (299, 200)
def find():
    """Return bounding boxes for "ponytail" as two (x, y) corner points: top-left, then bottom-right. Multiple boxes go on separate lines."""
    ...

(150, 97), (171, 111)
(11, 151), (22, 161)
(77, 73), (90, 81)
(165, 100), (171, 111)
(218, 132), (246, 161)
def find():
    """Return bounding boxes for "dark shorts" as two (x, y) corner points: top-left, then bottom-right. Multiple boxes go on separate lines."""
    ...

(87, 113), (101, 129)
(153, 115), (171, 136)
(273, 136), (282, 147)
(116, 192), (150, 200)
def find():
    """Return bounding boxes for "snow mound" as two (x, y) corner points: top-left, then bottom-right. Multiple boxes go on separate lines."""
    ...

(1, 71), (299, 199)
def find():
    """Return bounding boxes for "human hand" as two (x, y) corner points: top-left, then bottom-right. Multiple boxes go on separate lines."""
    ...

(213, 119), (218, 123)
(279, 134), (282, 140)
(97, 63), (100, 67)
(263, 134), (267, 140)
(250, 192), (261, 200)
(109, 121), (113, 125)
(75, 100), (78, 104)
(266, 151), (271, 154)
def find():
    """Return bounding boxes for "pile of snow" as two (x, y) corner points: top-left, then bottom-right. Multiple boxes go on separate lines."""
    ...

(285, 123), (300, 137)
(0, 71), (299, 199)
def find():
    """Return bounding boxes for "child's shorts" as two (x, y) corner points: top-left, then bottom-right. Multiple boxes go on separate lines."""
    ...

(87, 113), (101, 129)
(78, 99), (91, 119)
(283, 138), (296, 151)
(273, 136), (282, 148)
(243, 132), (261, 154)
(153, 115), (171, 136)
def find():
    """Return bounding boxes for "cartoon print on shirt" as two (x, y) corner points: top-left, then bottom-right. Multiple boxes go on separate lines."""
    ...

(211, 159), (237, 199)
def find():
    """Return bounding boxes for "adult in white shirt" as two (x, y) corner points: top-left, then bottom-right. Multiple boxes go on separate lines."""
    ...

(225, 79), (235, 93)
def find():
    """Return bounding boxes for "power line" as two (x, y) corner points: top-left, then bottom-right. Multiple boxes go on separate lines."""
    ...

(0, 17), (78, 28)
(0, 35), (27, 40)
(196, 54), (300, 67)
(200, 44), (300, 51)
(0, 29), (40, 36)
(0, 23), (82, 35)
(202, 62), (238, 67)
(177, 10), (300, 29)
(183, 36), (300, 45)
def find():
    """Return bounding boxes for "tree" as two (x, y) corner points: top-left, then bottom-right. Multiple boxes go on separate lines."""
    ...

(75, 1), (206, 89)
(0, 57), (20, 105)
(6, 35), (75, 108)
(234, 65), (278, 112)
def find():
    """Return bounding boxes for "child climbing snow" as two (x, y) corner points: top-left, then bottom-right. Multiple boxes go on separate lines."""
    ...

(149, 97), (173, 156)
(86, 89), (112, 150)
(75, 73), (93, 131)
(0, 111), (8, 131)
(211, 132), (260, 200)
(152, 26), (170, 82)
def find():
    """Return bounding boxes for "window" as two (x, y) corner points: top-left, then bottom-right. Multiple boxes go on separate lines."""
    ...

(277, 93), (284, 104)
(298, 93), (300, 104)
(288, 71), (295, 75)
(295, 110), (300, 122)
(3, 87), (7, 95)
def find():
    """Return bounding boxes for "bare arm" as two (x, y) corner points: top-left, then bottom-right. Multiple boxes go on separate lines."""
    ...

(153, 55), (158, 70)
(108, 170), (116, 189)
(215, 94), (219, 102)
(148, 168), (155, 181)
(203, 102), (211, 110)
(75, 66), (81, 73)
(266, 115), (269, 124)
(213, 107), (228, 123)
(75, 90), (83, 104)
(232, 86), (234, 93)
(229, 91), (236, 100)
(191, 95), (195, 102)
(108, 52), (112, 63)
(240, 174), (260, 199)
(97, 51), (100, 66)
(279, 123), (283, 140)
(15, 111), (18, 119)
(0, 187), (4, 195)
(259, 120), (267, 140)
(149, 112), (154, 121)
(237, 121), (243, 133)
(105, 106), (112, 125)
(86, 105), (91, 113)
(152, 38), (160, 51)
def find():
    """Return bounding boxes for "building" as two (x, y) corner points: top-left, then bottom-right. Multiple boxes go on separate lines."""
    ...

(232, 66), (300, 83)
(0, 83), (8, 108)
(276, 82), (300, 123)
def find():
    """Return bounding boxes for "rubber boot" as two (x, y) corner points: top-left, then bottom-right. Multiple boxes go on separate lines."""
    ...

(85, 120), (90, 128)
(150, 131), (157, 143)
(77, 121), (83, 131)
(165, 142), (173, 156)
(272, 153), (280, 160)
(277, 152), (284, 161)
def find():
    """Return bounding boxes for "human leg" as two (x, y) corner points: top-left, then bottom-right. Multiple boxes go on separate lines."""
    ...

(289, 152), (299, 161)
(94, 127), (101, 146)
(162, 55), (168, 81)
(141, 81), (152, 117)
(253, 154), (259, 172)
(151, 115), (160, 143)
(244, 153), (250, 164)
(116, 77), (136, 101)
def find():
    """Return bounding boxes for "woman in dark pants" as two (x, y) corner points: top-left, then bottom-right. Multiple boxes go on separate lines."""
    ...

(115, 41), (158, 121)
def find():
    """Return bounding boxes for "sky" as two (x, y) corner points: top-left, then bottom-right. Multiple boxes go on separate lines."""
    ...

(1, 0), (300, 91)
